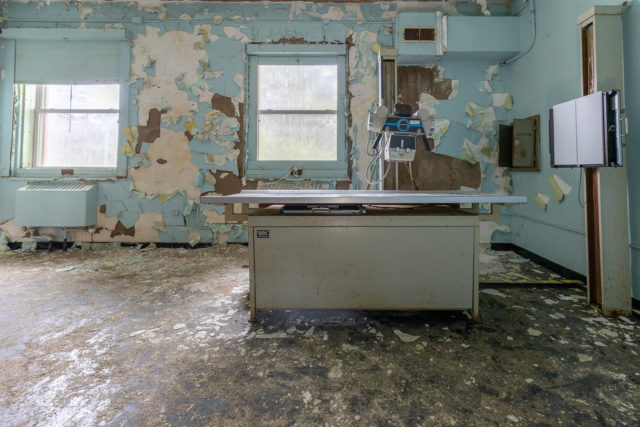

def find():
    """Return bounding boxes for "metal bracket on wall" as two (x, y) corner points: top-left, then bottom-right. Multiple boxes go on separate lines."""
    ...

(479, 204), (501, 222)
(621, 114), (629, 146)
(461, 203), (501, 222)
(224, 203), (258, 223)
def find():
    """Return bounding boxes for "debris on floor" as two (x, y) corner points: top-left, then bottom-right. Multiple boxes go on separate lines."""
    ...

(480, 249), (583, 285)
(0, 245), (638, 425)
(393, 329), (420, 343)
(481, 288), (507, 297)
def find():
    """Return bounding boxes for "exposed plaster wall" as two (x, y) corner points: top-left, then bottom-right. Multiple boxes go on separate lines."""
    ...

(0, 0), (514, 245)
(389, 60), (514, 243)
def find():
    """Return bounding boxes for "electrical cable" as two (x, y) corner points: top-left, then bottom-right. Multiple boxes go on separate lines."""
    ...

(405, 162), (419, 190)
(578, 169), (585, 208)
(512, 0), (532, 15)
(365, 133), (393, 186)
(365, 151), (392, 185)
(503, 0), (536, 65)
(365, 153), (379, 184)
(365, 131), (382, 184)
(366, 132), (377, 157)
(274, 166), (305, 184)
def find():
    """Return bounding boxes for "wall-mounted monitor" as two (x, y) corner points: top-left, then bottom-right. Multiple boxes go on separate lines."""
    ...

(549, 90), (621, 168)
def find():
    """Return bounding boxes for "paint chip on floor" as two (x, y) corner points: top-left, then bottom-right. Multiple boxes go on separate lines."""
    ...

(481, 289), (507, 297)
(394, 329), (419, 343)
(328, 360), (343, 379)
(578, 354), (593, 362)
(256, 333), (288, 339)
(527, 328), (542, 336)
(619, 316), (635, 325)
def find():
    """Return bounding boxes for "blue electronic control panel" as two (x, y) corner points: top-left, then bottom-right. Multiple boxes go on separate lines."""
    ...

(383, 116), (424, 133)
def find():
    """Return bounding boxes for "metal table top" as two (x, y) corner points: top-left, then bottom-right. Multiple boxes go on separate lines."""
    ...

(200, 190), (527, 205)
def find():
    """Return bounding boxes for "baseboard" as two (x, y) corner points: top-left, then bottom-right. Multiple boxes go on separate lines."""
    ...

(490, 243), (587, 283)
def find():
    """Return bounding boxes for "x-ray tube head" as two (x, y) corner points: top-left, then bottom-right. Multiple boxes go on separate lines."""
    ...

(416, 109), (435, 138)
(367, 105), (389, 133)
(376, 105), (389, 118)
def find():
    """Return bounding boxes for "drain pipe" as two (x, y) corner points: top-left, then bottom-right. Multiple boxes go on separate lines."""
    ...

(503, 0), (536, 65)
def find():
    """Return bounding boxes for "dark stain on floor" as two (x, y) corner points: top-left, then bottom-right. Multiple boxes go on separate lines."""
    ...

(0, 245), (638, 425)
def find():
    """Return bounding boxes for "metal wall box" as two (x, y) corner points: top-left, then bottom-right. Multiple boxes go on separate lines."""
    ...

(498, 115), (540, 171)
(396, 14), (523, 63)
(445, 16), (522, 60)
(549, 90), (622, 167)
(15, 182), (97, 227)
(248, 206), (479, 318)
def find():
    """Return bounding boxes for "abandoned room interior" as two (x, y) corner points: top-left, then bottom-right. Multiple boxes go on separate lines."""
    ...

(1, 0), (639, 424)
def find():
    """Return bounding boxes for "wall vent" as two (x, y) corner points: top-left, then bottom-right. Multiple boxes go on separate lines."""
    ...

(23, 182), (88, 191)
(403, 27), (437, 42)
(15, 182), (98, 227)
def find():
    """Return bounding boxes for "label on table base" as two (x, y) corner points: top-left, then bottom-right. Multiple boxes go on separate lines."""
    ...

(256, 229), (270, 238)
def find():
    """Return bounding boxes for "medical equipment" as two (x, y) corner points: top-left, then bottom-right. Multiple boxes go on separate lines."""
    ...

(201, 190), (527, 320)
(366, 104), (434, 186)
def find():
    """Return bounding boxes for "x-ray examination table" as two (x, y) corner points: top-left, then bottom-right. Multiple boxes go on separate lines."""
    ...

(201, 190), (527, 319)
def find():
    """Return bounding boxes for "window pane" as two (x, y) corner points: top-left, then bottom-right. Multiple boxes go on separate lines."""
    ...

(18, 84), (38, 169)
(39, 113), (119, 168)
(258, 65), (337, 111)
(44, 84), (119, 110)
(258, 114), (337, 161)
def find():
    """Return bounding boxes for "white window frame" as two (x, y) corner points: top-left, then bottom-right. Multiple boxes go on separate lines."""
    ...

(0, 29), (130, 178)
(246, 44), (348, 180)
(18, 84), (121, 169)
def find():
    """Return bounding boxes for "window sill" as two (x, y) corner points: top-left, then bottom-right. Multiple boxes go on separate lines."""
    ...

(246, 160), (349, 181)
(245, 170), (350, 181)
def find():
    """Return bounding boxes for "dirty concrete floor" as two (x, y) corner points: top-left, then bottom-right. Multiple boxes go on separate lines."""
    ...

(0, 245), (639, 425)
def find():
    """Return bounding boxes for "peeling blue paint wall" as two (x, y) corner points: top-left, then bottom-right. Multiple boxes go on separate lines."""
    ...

(0, 1), (395, 244)
(433, 59), (512, 198)
(0, 0), (515, 246)
(503, 0), (624, 275)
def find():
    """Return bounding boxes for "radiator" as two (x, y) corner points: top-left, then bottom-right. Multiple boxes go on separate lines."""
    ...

(15, 182), (97, 227)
